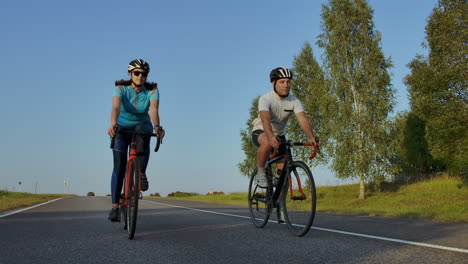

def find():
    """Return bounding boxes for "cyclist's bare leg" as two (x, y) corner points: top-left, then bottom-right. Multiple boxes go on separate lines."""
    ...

(256, 133), (272, 168)
(257, 133), (285, 170)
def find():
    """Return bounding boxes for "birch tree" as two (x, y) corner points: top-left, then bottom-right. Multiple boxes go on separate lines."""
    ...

(317, 0), (394, 199)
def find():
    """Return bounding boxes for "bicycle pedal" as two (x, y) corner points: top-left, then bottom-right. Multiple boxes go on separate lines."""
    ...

(291, 196), (306, 200)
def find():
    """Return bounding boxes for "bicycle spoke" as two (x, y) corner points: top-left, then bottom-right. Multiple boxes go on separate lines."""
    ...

(248, 169), (271, 228)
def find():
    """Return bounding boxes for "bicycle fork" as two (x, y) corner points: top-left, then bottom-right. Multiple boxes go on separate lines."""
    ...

(288, 168), (307, 200)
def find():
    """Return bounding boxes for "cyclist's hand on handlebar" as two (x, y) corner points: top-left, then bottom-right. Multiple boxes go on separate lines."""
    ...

(155, 126), (165, 139)
(310, 136), (318, 147)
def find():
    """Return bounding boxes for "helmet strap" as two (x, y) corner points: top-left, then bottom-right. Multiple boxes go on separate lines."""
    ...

(273, 80), (289, 98)
(131, 80), (144, 90)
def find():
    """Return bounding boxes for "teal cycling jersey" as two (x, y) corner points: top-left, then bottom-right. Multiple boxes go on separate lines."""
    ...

(113, 85), (159, 127)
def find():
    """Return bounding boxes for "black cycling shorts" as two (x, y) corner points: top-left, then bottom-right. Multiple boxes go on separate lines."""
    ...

(251, 130), (287, 156)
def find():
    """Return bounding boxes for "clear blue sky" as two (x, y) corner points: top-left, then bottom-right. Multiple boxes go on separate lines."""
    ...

(1, 0), (437, 196)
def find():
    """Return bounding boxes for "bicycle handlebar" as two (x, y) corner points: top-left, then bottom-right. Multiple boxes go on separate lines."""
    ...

(270, 138), (320, 160)
(110, 126), (163, 152)
(299, 142), (319, 160)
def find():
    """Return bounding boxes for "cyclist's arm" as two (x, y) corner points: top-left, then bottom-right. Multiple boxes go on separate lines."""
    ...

(260, 110), (279, 149)
(149, 100), (160, 127)
(149, 100), (165, 138)
(296, 112), (317, 145)
(108, 96), (121, 137)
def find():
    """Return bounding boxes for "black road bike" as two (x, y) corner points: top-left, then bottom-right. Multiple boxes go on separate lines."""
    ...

(248, 139), (319, 237)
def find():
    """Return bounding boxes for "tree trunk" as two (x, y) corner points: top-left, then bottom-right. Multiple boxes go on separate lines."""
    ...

(359, 173), (365, 199)
(353, 84), (366, 200)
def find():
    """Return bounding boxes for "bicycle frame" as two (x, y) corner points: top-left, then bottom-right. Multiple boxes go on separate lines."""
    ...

(112, 129), (161, 208)
(122, 138), (140, 208)
(248, 139), (319, 236)
(266, 141), (318, 208)
(266, 149), (291, 208)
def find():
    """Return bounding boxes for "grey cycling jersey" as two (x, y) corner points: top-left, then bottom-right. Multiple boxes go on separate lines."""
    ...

(252, 91), (304, 136)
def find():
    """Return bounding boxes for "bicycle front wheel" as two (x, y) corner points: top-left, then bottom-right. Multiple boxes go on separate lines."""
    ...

(281, 161), (316, 237)
(127, 158), (140, 239)
(119, 201), (127, 230)
(248, 168), (272, 228)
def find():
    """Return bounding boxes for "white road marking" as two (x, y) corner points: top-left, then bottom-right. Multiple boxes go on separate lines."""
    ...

(144, 200), (468, 254)
(0, 197), (67, 218)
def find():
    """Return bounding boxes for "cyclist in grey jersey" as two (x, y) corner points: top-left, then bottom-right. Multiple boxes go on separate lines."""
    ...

(251, 67), (317, 188)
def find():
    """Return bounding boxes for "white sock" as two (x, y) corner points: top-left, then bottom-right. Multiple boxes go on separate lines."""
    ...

(258, 167), (266, 173)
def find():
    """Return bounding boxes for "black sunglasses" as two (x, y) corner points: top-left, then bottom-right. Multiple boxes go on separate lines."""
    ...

(133, 71), (148, 77)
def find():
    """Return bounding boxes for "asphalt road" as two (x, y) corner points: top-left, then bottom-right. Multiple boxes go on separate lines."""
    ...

(1, 196), (467, 264)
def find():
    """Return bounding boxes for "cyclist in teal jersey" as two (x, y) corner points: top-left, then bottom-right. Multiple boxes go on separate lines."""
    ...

(107, 59), (165, 222)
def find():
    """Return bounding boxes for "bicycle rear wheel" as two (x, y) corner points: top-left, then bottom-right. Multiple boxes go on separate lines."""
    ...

(281, 161), (316, 237)
(127, 158), (140, 239)
(248, 168), (272, 228)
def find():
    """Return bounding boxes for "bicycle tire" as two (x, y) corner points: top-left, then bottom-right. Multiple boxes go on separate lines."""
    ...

(248, 168), (272, 228)
(119, 202), (127, 230)
(127, 158), (140, 239)
(124, 162), (132, 236)
(280, 161), (316, 237)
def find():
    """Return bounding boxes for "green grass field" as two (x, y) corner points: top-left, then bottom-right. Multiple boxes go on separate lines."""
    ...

(0, 191), (70, 213)
(154, 176), (468, 223)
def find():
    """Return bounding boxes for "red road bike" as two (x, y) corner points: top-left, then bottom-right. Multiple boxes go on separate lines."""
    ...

(110, 126), (162, 239)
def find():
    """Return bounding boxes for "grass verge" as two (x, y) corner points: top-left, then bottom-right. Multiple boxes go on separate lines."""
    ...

(0, 191), (71, 213)
(152, 176), (468, 223)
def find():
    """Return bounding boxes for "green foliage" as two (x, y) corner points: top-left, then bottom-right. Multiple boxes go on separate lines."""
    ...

(237, 96), (260, 177)
(390, 111), (444, 183)
(289, 42), (330, 164)
(405, 0), (467, 178)
(167, 191), (200, 197)
(86, 192), (95, 196)
(149, 192), (161, 197)
(317, 0), (395, 198)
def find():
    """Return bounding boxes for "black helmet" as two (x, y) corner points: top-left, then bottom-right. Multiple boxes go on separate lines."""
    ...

(270, 67), (293, 82)
(128, 59), (150, 73)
